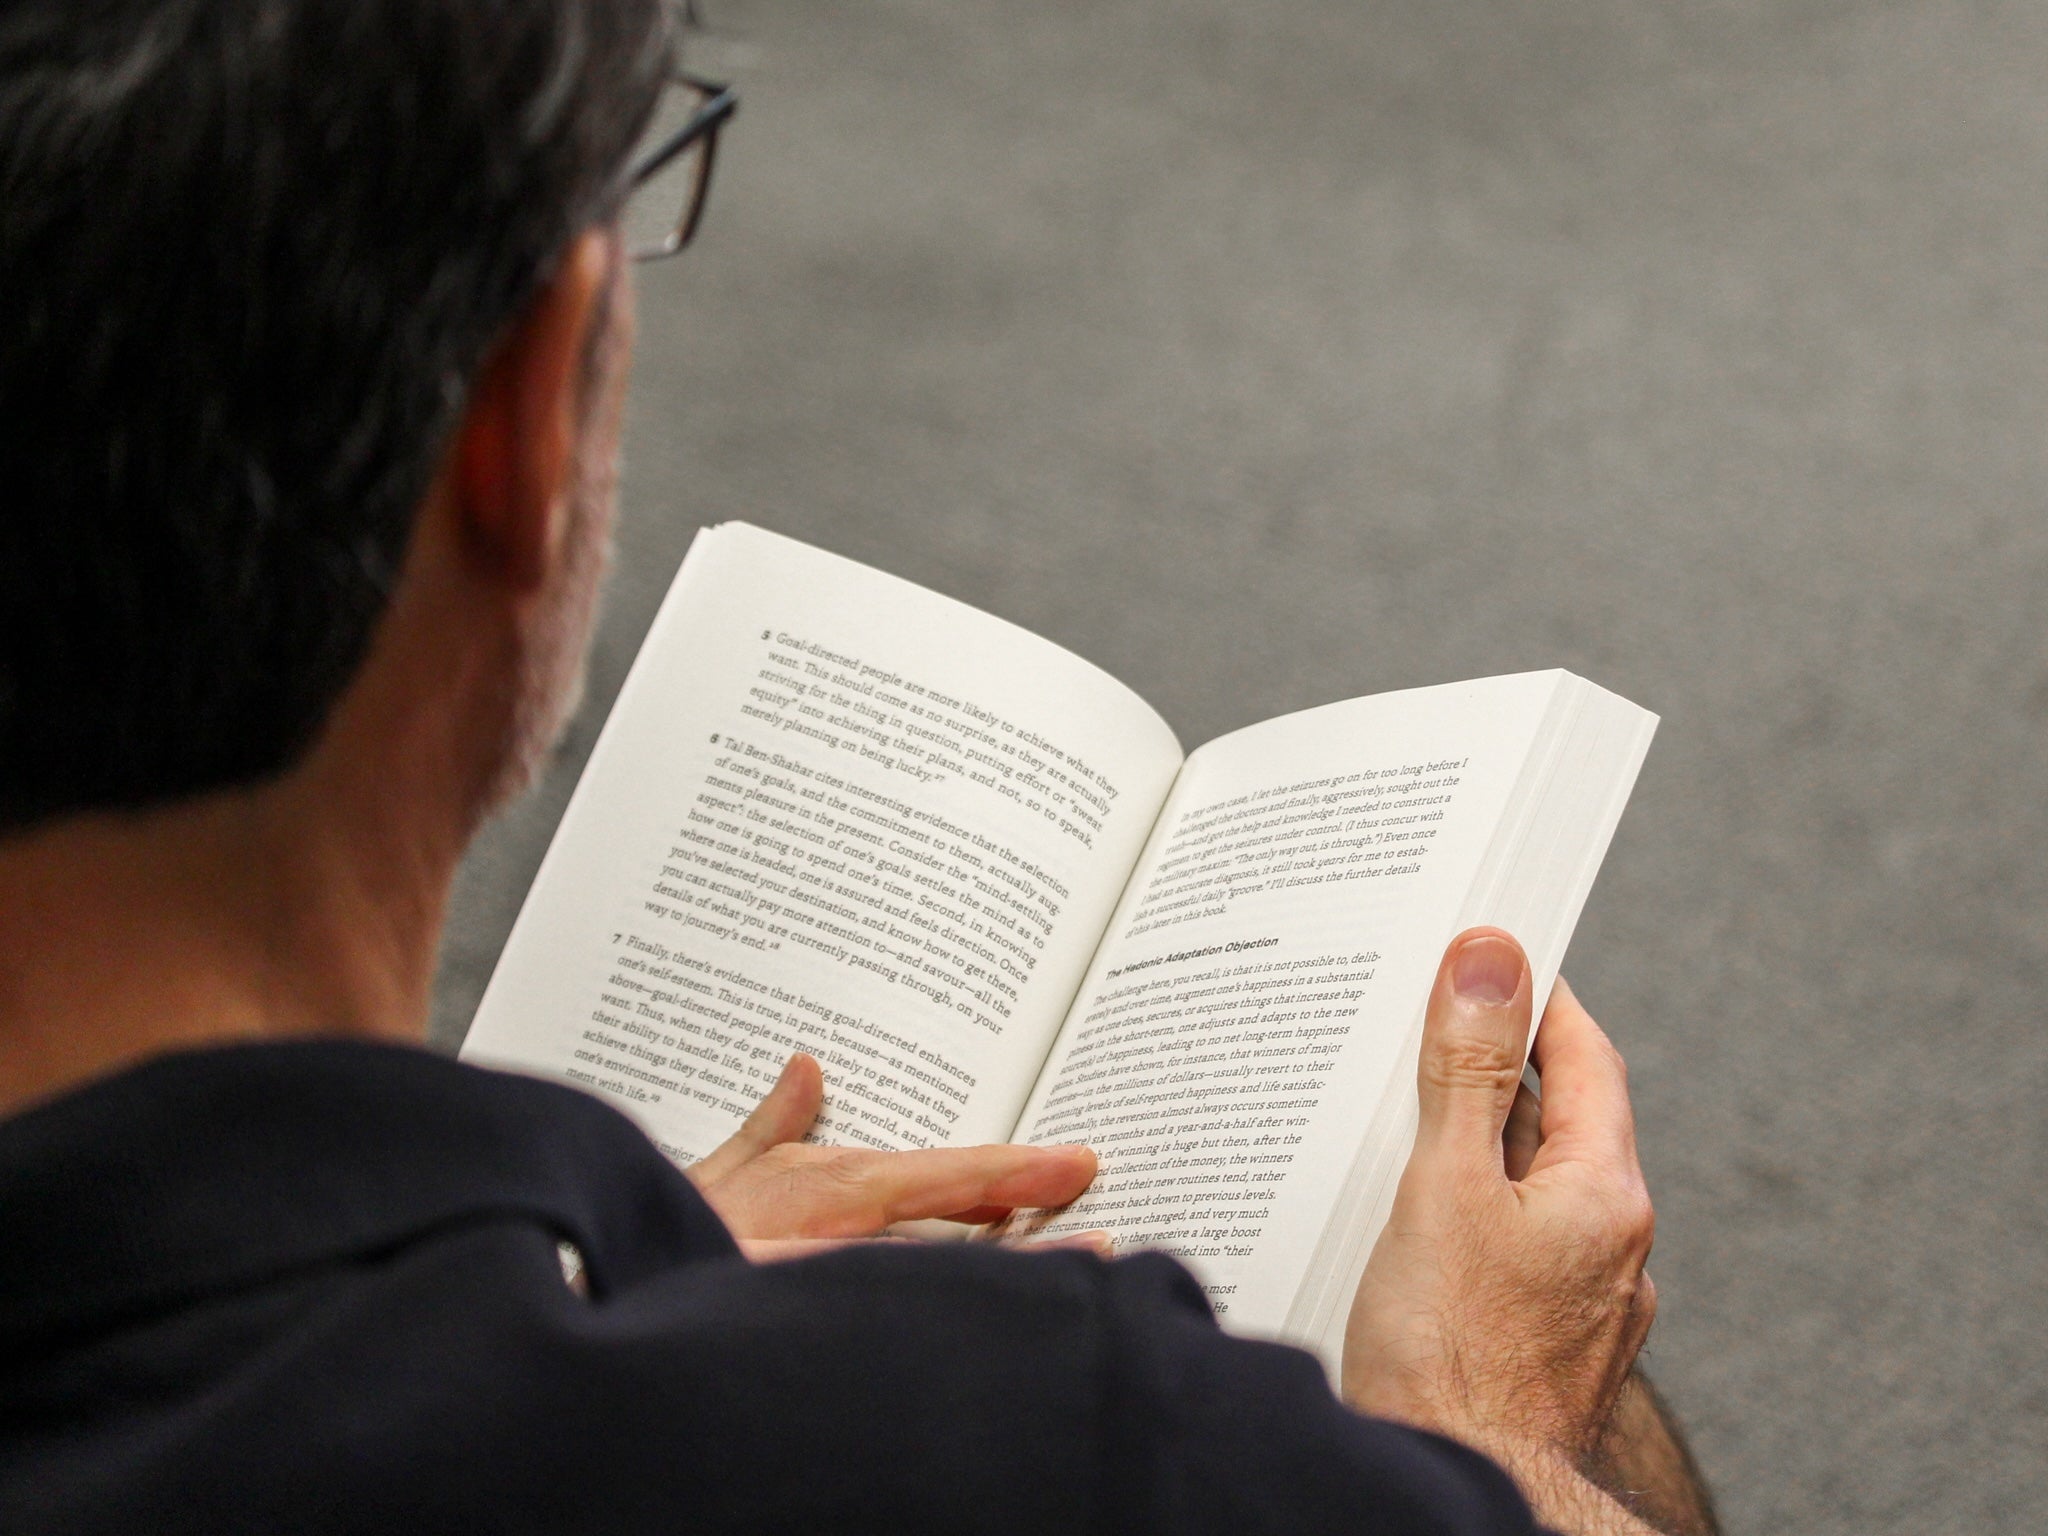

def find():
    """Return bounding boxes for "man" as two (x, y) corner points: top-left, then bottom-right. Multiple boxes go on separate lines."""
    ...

(0, 3), (1709, 1531)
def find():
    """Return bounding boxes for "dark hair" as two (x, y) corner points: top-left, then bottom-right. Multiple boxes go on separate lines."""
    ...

(0, 0), (668, 832)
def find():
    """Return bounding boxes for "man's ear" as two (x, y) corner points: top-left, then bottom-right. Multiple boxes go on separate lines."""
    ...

(452, 230), (618, 590)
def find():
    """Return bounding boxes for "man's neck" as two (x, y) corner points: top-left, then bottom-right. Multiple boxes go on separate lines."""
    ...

(0, 764), (460, 1118)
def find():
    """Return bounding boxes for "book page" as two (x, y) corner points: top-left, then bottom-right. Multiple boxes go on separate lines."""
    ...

(463, 523), (1183, 1162)
(1012, 674), (1562, 1336)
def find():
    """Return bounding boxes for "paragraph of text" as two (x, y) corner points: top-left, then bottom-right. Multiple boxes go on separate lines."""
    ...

(570, 939), (982, 1154)
(1026, 949), (1379, 1283)
(740, 629), (1120, 850)
(1124, 761), (1464, 938)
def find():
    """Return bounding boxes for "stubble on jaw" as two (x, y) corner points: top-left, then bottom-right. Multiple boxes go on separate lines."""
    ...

(477, 254), (634, 826)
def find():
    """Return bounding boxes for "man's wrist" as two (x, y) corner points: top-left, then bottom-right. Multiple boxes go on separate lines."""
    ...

(1341, 1396), (1648, 1534)
(1461, 1435), (1663, 1536)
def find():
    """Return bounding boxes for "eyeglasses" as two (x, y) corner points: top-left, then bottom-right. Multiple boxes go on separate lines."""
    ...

(623, 72), (738, 261)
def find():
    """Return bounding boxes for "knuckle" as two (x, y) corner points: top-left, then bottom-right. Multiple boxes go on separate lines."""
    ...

(1624, 1173), (1655, 1231)
(1420, 1037), (1521, 1096)
(1554, 1165), (1653, 1254)
(818, 1152), (876, 1190)
(1603, 1180), (1655, 1253)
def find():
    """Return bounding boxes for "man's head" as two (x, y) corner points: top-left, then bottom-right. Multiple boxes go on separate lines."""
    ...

(0, 0), (670, 835)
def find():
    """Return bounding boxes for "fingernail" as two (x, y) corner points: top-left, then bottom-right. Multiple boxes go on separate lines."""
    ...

(1452, 934), (1522, 1005)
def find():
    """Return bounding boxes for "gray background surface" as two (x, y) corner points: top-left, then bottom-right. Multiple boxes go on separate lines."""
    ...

(430, 3), (2048, 1531)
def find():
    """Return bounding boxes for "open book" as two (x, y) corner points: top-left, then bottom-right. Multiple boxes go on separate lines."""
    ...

(462, 522), (1656, 1366)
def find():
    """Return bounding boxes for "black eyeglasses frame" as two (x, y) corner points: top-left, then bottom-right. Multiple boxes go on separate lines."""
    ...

(625, 71), (739, 261)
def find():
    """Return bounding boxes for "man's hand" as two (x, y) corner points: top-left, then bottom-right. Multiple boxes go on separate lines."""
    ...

(687, 1053), (1103, 1261)
(1345, 928), (1661, 1532)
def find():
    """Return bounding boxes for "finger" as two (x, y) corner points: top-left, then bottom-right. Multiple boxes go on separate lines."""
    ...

(968, 1217), (1114, 1256)
(1021, 1230), (1116, 1258)
(830, 1142), (1098, 1230)
(1502, 1078), (1542, 1181)
(932, 1203), (1028, 1228)
(1634, 1268), (1659, 1341)
(738, 1236), (871, 1263)
(937, 1199), (1096, 1228)
(689, 1054), (824, 1187)
(1411, 928), (1533, 1177)
(742, 1227), (1114, 1263)
(1525, 978), (1639, 1175)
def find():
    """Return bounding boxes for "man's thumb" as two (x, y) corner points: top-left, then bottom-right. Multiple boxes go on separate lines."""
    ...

(1412, 929), (1533, 1170)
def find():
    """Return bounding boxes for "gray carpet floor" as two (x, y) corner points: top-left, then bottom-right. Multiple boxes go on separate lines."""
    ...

(431, 3), (2048, 1530)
